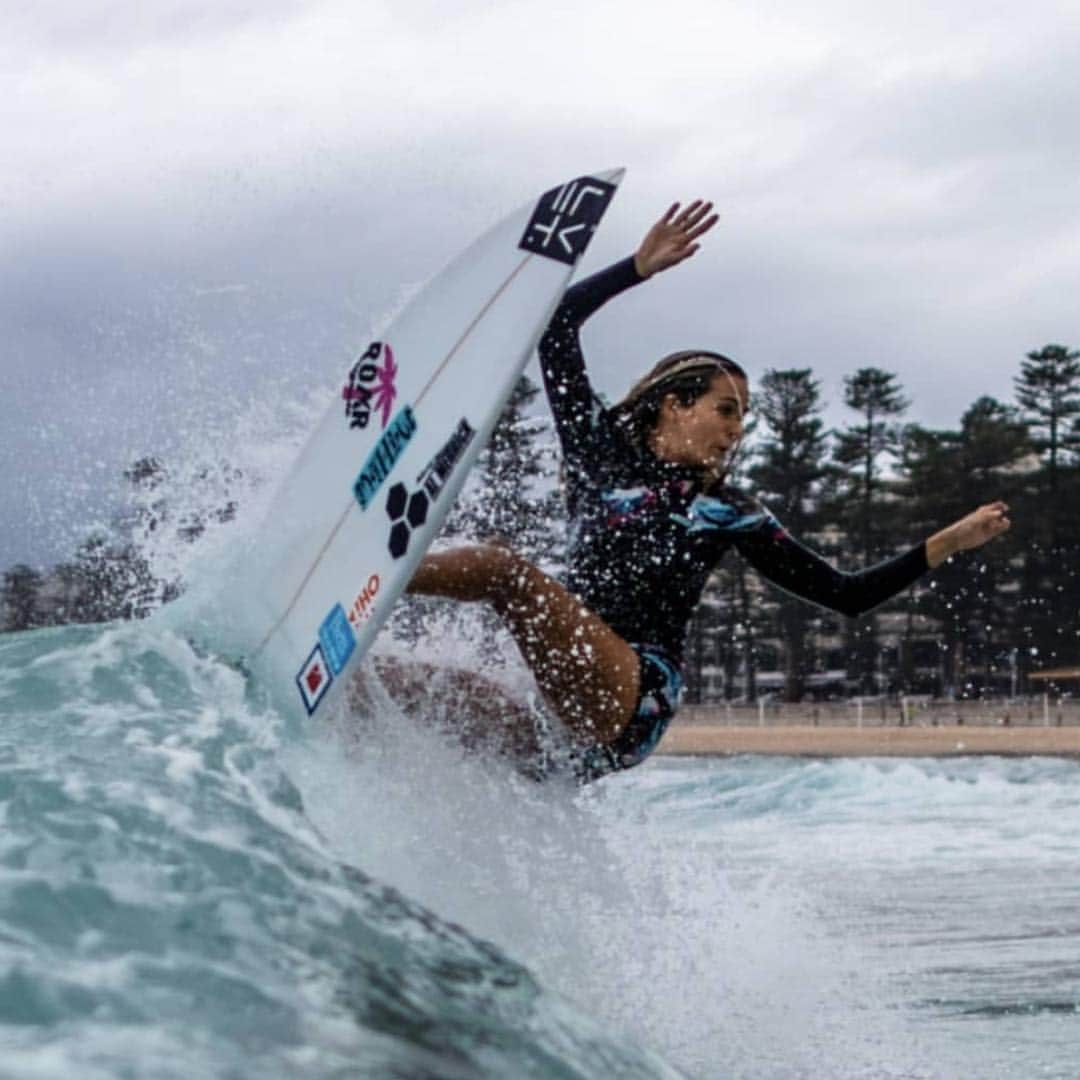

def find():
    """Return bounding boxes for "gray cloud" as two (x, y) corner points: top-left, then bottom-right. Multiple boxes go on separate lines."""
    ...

(4, 0), (1078, 569)
(2, 1), (311, 56)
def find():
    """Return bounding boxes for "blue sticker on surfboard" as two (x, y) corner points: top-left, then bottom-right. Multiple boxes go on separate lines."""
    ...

(353, 405), (418, 510)
(318, 603), (356, 675)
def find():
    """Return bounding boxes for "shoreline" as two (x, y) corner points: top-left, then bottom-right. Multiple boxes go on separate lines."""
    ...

(657, 723), (1080, 758)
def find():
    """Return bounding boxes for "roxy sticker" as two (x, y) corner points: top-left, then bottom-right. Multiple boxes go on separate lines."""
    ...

(343, 342), (399, 431)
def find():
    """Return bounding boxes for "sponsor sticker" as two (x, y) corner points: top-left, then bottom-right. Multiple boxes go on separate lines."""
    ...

(386, 418), (476, 559)
(519, 177), (617, 265)
(347, 573), (381, 627)
(318, 603), (357, 675)
(417, 418), (476, 502)
(353, 405), (418, 510)
(296, 643), (333, 716)
(343, 341), (399, 431)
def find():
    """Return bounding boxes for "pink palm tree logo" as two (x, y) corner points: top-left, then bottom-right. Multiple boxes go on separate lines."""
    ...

(343, 343), (399, 430)
(372, 345), (398, 428)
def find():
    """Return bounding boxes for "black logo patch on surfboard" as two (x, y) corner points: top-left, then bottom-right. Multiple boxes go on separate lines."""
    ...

(519, 177), (617, 265)
(385, 418), (476, 559)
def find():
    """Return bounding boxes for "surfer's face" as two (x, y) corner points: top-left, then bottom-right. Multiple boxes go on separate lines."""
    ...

(653, 372), (748, 472)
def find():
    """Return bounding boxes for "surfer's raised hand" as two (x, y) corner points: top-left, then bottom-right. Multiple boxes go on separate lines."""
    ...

(926, 501), (1012, 568)
(633, 200), (720, 279)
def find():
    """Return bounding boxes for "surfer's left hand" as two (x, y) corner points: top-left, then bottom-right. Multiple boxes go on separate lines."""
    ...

(927, 501), (1011, 567)
(634, 200), (719, 279)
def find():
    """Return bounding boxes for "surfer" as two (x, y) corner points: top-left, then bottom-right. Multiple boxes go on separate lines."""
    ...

(407, 200), (1011, 781)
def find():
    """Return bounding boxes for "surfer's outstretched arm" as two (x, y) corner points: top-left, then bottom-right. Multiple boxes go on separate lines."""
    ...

(632, 199), (719, 278)
(734, 502), (1011, 616)
(537, 258), (642, 472)
(924, 501), (1011, 567)
(538, 200), (719, 475)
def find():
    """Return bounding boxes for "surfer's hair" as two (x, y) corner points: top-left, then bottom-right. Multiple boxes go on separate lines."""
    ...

(611, 349), (747, 453)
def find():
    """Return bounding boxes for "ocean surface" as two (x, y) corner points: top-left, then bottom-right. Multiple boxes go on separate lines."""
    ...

(2, 617), (1079, 1079)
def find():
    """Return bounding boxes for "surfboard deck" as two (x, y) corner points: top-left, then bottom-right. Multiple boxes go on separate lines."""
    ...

(212, 170), (625, 723)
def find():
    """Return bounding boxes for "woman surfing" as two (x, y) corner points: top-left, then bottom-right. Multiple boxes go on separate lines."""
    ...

(402, 200), (1010, 781)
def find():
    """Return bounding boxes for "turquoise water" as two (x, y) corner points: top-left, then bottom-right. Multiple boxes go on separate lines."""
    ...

(2, 619), (1079, 1077)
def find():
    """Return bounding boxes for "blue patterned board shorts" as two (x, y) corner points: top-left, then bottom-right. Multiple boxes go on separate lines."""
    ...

(573, 643), (685, 783)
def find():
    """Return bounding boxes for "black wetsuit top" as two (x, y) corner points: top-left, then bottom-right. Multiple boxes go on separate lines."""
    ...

(537, 256), (929, 666)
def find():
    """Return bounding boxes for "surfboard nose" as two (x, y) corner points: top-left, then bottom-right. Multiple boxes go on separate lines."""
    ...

(592, 167), (627, 185)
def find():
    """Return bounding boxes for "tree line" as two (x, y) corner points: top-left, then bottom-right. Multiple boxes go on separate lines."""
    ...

(687, 343), (1080, 701)
(4, 346), (1078, 701)
(0, 458), (233, 632)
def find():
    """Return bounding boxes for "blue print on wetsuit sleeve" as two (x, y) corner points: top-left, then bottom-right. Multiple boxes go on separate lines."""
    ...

(601, 486), (658, 526)
(670, 494), (777, 534)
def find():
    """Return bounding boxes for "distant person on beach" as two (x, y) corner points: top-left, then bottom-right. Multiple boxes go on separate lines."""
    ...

(402, 200), (1011, 782)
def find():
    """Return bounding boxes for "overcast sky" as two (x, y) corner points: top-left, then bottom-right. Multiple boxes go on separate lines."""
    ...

(4, 0), (1079, 569)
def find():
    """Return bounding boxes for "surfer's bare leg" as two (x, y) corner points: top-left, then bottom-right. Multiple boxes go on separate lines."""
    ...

(408, 545), (640, 745)
(350, 654), (546, 764)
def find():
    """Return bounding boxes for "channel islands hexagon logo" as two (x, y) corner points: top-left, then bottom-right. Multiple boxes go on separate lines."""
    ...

(384, 418), (476, 560)
(385, 482), (429, 559)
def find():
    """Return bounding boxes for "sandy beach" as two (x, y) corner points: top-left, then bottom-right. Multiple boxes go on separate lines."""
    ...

(657, 723), (1080, 758)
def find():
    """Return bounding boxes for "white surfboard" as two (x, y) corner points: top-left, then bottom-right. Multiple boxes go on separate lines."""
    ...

(214, 169), (625, 723)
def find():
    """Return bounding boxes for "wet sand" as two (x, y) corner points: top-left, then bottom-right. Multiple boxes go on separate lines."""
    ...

(657, 723), (1080, 758)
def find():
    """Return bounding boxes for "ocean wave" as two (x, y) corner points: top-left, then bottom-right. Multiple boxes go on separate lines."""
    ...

(0, 622), (682, 1079)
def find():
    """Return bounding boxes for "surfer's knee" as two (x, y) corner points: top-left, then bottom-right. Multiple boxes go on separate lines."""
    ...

(474, 543), (539, 600)
(407, 543), (540, 604)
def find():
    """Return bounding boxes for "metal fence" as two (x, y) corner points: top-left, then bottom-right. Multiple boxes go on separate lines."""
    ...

(677, 696), (1080, 728)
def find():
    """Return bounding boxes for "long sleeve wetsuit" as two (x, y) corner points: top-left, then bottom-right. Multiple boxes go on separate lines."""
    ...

(537, 256), (929, 669)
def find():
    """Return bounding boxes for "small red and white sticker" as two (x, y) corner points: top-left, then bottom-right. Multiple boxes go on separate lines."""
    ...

(296, 643), (333, 716)
(347, 573), (381, 627)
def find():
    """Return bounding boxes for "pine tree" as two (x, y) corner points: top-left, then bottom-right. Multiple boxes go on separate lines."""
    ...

(63, 535), (157, 624)
(51, 561), (86, 626)
(686, 424), (774, 703)
(1014, 344), (1080, 498)
(1012, 344), (1080, 674)
(833, 368), (910, 558)
(748, 368), (830, 700)
(830, 367), (909, 695)
(445, 375), (563, 567)
(898, 398), (1029, 695)
(2, 564), (44, 631)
